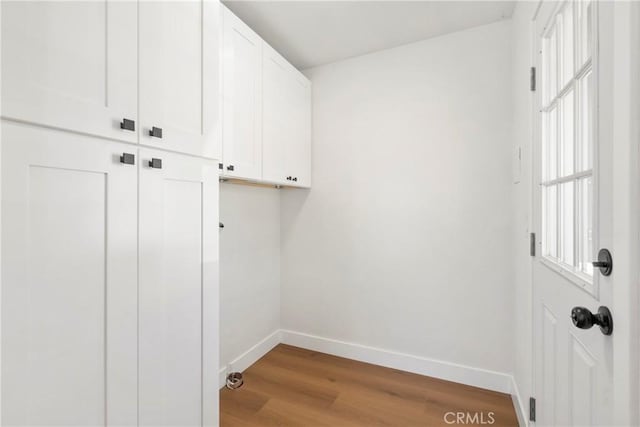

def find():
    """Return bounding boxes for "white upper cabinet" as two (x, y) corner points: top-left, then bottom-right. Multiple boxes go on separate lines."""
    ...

(262, 43), (311, 188)
(139, 0), (221, 159)
(221, 6), (311, 187)
(1, 1), (138, 143)
(2, 0), (222, 159)
(222, 6), (263, 180)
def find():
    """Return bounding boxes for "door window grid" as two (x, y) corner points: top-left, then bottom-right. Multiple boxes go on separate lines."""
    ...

(541, 0), (595, 281)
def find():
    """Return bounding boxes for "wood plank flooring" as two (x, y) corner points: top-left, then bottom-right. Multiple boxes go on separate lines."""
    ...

(220, 344), (518, 426)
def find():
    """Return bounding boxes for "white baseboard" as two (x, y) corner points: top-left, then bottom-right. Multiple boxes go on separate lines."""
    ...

(510, 376), (528, 427)
(219, 328), (522, 413)
(280, 329), (513, 394)
(218, 329), (282, 388)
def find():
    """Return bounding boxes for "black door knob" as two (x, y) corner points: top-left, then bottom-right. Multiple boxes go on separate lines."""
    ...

(592, 248), (612, 276)
(227, 165), (235, 171)
(120, 118), (135, 131)
(571, 306), (613, 335)
(149, 126), (163, 138)
(286, 176), (292, 181)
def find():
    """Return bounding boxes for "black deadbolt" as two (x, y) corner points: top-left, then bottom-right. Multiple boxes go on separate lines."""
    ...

(592, 248), (612, 276)
(571, 306), (613, 335)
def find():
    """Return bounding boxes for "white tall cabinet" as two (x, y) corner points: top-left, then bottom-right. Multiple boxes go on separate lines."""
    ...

(1, 1), (221, 426)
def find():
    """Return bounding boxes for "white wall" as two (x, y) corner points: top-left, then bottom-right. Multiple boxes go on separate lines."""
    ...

(281, 20), (515, 375)
(219, 183), (281, 372)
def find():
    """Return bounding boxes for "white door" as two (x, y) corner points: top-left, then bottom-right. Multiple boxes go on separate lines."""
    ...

(138, 149), (219, 426)
(139, 0), (221, 159)
(1, 1), (138, 143)
(262, 43), (312, 188)
(1, 123), (138, 426)
(532, 1), (614, 424)
(221, 6), (262, 180)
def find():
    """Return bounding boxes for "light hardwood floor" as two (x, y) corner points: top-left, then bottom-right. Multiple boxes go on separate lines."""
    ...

(220, 344), (518, 426)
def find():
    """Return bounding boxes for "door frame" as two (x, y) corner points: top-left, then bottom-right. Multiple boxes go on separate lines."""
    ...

(528, 1), (640, 425)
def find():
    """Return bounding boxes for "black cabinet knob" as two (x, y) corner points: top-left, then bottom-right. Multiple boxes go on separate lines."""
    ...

(227, 165), (235, 171)
(571, 306), (613, 335)
(286, 176), (292, 181)
(592, 248), (612, 276)
(120, 118), (135, 131)
(148, 158), (162, 169)
(120, 153), (135, 165)
(149, 126), (163, 138)
(293, 177), (298, 182)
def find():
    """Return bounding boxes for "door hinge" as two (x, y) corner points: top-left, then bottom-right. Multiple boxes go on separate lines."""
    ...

(529, 397), (536, 422)
(530, 67), (536, 91)
(530, 232), (536, 256)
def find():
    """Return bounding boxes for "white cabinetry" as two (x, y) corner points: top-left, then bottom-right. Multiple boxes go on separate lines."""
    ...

(1, 1), (138, 143)
(262, 43), (311, 188)
(221, 6), (263, 180)
(1, 123), (138, 426)
(139, 0), (221, 158)
(2, 0), (222, 159)
(221, 6), (311, 188)
(1, 127), (220, 426)
(139, 149), (219, 426)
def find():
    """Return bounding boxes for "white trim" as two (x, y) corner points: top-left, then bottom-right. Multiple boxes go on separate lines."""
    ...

(218, 329), (282, 388)
(510, 377), (529, 427)
(280, 329), (513, 394)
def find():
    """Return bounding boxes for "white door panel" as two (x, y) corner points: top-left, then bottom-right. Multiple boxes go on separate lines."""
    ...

(532, 1), (613, 424)
(1, 122), (138, 426)
(139, 0), (221, 158)
(222, 6), (262, 180)
(262, 42), (312, 188)
(139, 149), (219, 426)
(1, 1), (138, 143)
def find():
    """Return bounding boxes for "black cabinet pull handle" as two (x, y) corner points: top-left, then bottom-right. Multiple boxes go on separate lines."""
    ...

(120, 153), (135, 165)
(227, 165), (235, 171)
(149, 158), (163, 169)
(149, 126), (163, 138)
(120, 118), (135, 131)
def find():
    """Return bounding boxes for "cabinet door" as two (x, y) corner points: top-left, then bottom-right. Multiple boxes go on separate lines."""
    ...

(1, 123), (138, 426)
(287, 73), (312, 188)
(222, 6), (262, 180)
(262, 43), (312, 188)
(139, 0), (221, 159)
(1, 1), (138, 143)
(139, 149), (219, 426)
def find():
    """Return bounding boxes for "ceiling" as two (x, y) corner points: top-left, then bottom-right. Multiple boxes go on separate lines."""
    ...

(222, 1), (516, 70)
